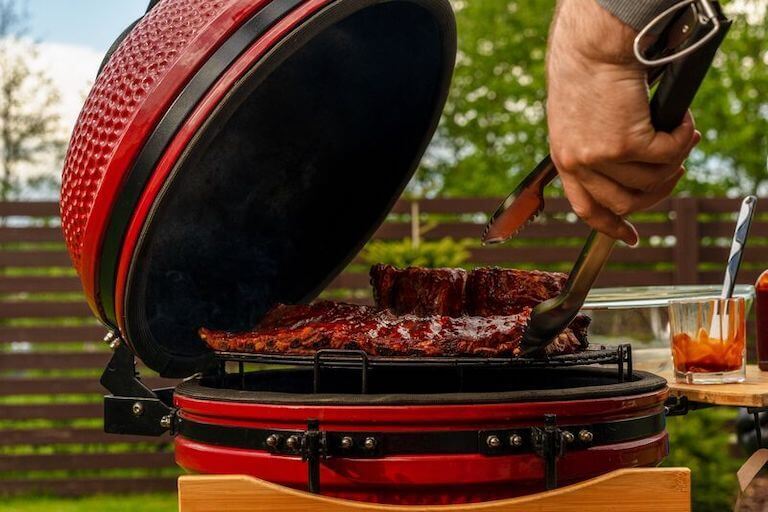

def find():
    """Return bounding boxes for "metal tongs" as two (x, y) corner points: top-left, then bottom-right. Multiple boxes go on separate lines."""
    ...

(482, 0), (732, 356)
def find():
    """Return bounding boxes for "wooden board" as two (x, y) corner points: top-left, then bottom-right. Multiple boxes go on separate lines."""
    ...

(663, 365), (768, 408)
(178, 468), (691, 512)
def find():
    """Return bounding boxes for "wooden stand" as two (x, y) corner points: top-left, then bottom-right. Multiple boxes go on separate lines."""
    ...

(663, 365), (768, 408)
(178, 468), (691, 512)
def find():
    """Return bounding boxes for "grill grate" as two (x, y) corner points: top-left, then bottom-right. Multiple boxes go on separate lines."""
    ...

(212, 344), (633, 394)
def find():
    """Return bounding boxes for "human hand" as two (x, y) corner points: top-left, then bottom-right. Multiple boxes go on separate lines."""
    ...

(546, 0), (701, 246)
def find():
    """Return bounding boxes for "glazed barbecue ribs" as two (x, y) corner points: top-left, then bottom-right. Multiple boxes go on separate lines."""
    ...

(370, 265), (569, 317)
(200, 301), (589, 358)
(200, 266), (590, 358)
(370, 265), (467, 317)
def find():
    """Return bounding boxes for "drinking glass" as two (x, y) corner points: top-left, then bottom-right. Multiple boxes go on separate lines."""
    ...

(669, 297), (746, 384)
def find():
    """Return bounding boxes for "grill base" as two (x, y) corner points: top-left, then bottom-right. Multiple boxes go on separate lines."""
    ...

(173, 364), (669, 504)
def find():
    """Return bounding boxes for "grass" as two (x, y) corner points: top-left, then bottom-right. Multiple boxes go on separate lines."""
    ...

(0, 493), (177, 512)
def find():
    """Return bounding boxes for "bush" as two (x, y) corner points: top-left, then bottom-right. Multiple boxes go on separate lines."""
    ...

(664, 408), (742, 511)
(359, 238), (471, 269)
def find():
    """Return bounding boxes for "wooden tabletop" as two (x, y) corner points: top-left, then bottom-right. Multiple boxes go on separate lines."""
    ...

(662, 365), (768, 408)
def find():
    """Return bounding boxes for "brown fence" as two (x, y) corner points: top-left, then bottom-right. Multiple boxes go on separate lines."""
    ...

(1, 197), (766, 496)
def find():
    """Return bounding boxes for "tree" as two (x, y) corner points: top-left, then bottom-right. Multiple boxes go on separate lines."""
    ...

(682, 0), (768, 196)
(414, 0), (553, 198)
(0, 0), (64, 201)
(414, 0), (767, 198)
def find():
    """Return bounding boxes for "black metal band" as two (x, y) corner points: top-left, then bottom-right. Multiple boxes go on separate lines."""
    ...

(176, 411), (665, 458)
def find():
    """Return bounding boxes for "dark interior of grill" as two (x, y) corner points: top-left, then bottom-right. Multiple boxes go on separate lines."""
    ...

(177, 366), (668, 404)
(123, 0), (455, 377)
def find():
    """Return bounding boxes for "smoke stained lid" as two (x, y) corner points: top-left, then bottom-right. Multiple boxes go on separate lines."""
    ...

(60, 0), (456, 377)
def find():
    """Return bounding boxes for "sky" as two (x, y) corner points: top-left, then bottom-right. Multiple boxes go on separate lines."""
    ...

(25, 0), (149, 53)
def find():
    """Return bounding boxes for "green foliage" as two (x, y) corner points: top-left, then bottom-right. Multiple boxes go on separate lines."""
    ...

(360, 238), (471, 268)
(0, 494), (177, 512)
(414, 0), (767, 198)
(682, 0), (768, 195)
(664, 408), (742, 512)
(416, 0), (552, 197)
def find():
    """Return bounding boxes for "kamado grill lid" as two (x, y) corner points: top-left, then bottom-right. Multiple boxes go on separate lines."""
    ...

(60, 0), (457, 377)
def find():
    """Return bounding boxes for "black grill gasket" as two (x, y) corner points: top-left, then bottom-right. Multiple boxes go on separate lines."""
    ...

(176, 365), (667, 406)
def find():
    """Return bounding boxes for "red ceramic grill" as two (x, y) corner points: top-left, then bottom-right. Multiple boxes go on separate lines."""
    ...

(61, 0), (670, 505)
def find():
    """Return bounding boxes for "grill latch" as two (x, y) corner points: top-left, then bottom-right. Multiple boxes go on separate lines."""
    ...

(531, 414), (567, 490)
(301, 420), (328, 494)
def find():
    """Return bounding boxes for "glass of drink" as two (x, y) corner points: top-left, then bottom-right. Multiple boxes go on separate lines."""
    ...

(669, 297), (746, 384)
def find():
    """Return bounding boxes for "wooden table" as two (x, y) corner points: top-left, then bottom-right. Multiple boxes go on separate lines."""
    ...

(662, 365), (768, 408)
(178, 469), (691, 512)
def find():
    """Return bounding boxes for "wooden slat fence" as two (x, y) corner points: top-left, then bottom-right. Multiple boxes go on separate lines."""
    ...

(0, 198), (766, 497)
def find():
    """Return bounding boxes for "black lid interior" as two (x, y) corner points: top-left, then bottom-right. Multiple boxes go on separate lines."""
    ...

(123, 0), (456, 377)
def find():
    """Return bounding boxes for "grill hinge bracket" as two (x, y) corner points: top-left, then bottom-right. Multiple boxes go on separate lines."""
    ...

(100, 337), (175, 437)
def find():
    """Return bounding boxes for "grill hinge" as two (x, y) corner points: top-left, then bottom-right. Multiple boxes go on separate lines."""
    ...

(100, 337), (175, 437)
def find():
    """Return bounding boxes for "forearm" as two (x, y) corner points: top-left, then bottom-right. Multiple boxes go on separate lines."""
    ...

(549, 0), (642, 67)
(596, 0), (678, 31)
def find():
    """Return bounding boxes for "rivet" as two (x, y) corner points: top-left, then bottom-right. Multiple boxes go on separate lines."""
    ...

(509, 434), (523, 447)
(160, 415), (172, 429)
(131, 402), (144, 417)
(578, 430), (594, 443)
(266, 435), (280, 448)
(563, 431), (575, 444)
(286, 435), (300, 450)
(486, 435), (501, 448)
(364, 437), (377, 450)
(108, 339), (121, 351)
(341, 436), (354, 449)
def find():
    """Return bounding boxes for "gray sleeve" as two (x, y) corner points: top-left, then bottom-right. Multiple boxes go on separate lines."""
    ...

(595, 0), (678, 31)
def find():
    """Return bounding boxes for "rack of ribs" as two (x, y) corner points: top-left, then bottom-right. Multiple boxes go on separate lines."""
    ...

(370, 265), (569, 317)
(370, 265), (467, 317)
(200, 266), (590, 358)
(200, 301), (589, 358)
